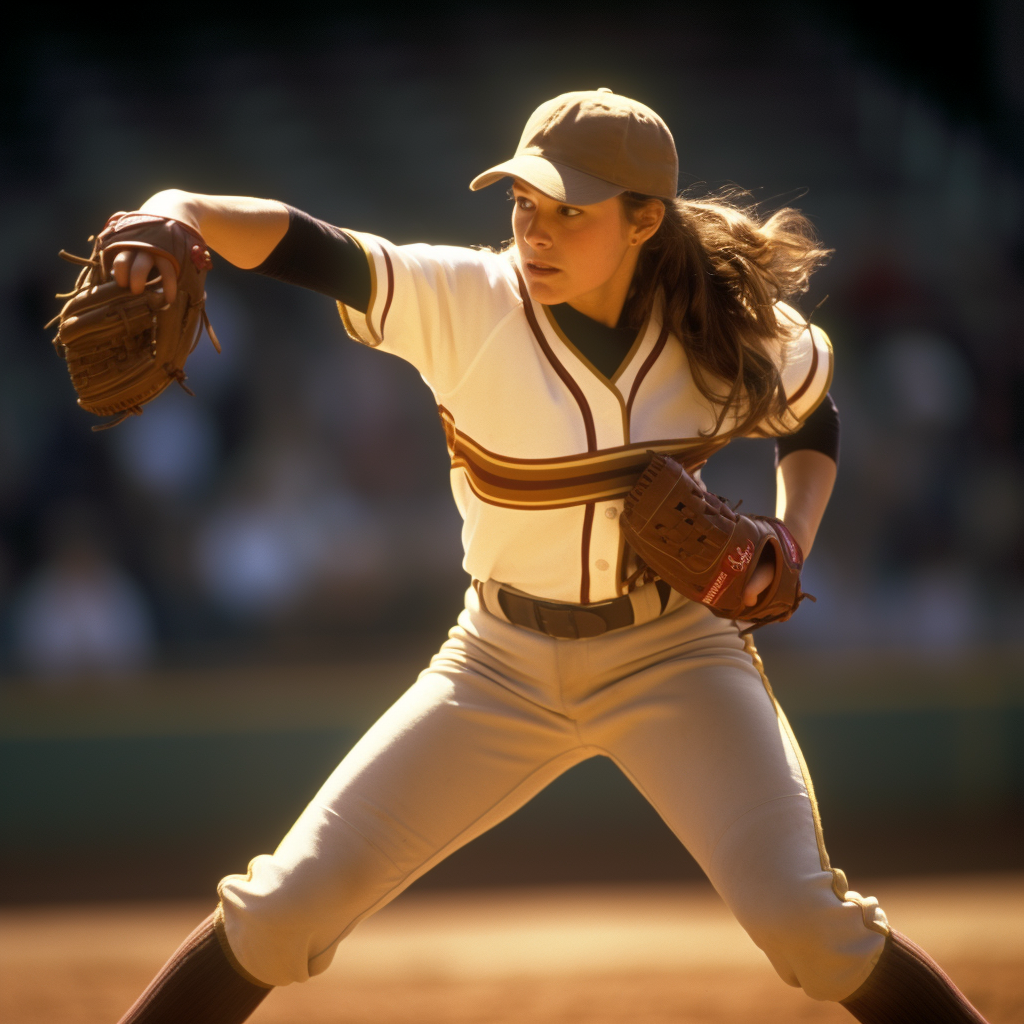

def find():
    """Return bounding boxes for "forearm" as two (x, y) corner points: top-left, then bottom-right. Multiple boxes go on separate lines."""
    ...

(775, 449), (837, 557)
(138, 190), (290, 269)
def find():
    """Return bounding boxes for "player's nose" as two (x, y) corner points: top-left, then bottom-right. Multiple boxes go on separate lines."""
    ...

(522, 216), (553, 249)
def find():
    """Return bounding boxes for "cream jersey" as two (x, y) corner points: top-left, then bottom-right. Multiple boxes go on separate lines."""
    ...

(338, 233), (833, 605)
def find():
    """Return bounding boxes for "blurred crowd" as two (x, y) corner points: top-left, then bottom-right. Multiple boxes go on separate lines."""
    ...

(2, 14), (1023, 682)
(0, 268), (464, 677)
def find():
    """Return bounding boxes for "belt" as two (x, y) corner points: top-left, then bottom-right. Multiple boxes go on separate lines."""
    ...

(493, 580), (672, 640)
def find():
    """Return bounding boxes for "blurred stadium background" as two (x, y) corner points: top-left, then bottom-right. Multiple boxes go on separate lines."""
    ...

(1, 1), (1023, 910)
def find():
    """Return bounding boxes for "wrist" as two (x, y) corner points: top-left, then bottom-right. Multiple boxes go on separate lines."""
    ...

(780, 516), (814, 560)
(139, 190), (205, 236)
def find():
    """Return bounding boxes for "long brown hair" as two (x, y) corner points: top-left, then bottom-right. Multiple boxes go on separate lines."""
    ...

(620, 190), (832, 438)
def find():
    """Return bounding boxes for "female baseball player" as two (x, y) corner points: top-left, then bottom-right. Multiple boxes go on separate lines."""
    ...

(108, 90), (988, 1023)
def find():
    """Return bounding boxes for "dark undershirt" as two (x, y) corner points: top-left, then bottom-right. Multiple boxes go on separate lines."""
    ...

(253, 206), (840, 464)
(548, 302), (636, 379)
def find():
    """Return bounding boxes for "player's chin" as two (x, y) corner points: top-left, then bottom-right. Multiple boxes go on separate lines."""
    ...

(521, 271), (567, 304)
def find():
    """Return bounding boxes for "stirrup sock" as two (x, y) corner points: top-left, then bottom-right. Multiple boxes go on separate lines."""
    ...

(116, 910), (272, 1024)
(841, 929), (988, 1024)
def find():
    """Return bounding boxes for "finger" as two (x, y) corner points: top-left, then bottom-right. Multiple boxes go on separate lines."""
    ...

(154, 256), (177, 303)
(743, 564), (774, 606)
(112, 251), (133, 289)
(129, 252), (155, 294)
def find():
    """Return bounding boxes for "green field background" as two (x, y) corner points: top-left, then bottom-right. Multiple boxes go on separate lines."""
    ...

(2, 650), (1022, 903)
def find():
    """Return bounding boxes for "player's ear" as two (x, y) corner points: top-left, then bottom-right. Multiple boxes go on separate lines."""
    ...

(626, 198), (665, 246)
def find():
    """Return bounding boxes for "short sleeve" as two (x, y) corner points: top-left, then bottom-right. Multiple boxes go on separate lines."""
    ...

(753, 301), (834, 437)
(335, 231), (521, 396)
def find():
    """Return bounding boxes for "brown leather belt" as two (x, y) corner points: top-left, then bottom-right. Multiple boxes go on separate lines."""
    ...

(497, 580), (672, 639)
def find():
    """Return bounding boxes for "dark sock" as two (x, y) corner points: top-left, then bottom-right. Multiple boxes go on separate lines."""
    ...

(116, 910), (272, 1024)
(841, 929), (988, 1023)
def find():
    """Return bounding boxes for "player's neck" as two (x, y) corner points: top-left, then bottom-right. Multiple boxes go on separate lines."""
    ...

(563, 247), (640, 328)
(565, 295), (623, 328)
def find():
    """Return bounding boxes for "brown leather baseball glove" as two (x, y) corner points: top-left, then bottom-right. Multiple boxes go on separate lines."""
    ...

(48, 211), (220, 430)
(620, 454), (813, 630)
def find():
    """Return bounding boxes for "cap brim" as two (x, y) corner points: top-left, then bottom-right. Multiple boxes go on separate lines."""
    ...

(469, 154), (624, 205)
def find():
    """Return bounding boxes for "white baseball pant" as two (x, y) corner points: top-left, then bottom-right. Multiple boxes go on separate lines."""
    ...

(217, 583), (888, 1001)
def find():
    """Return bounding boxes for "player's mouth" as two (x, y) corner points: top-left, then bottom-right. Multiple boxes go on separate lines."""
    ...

(524, 260), (560, 277)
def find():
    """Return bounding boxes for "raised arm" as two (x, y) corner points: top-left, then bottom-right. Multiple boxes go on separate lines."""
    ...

(113, 190), (291, 300)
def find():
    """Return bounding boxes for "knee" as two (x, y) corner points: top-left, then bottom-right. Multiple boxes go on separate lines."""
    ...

(217, 810), (408, 987)
(218, 853), (333, 987)
(740, 876), (886, 1002)
(710, 796), (886, 1002)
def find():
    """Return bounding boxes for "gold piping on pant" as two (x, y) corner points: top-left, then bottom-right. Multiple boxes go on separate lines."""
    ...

(743, 636), (889, 937)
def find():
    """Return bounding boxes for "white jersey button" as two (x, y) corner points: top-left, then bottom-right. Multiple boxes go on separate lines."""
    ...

(595, 559), (610, 571)
(604, 507), (618, 519)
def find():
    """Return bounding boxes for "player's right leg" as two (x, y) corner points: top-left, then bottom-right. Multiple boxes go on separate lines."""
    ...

(116, 587), (587, 1022)
(582, 603), (989, 1022)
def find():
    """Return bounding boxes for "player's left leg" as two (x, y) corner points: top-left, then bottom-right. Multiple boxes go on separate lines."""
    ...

(571, 597), (988, 1021)
(116, 582), (592, 1022)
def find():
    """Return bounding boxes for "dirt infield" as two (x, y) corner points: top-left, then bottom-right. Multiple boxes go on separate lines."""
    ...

(2, 875), (1022, 1023)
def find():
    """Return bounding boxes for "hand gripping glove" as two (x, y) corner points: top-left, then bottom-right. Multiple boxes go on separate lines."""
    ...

(620, 454), (812, 630)
(48, 211), (220, 430)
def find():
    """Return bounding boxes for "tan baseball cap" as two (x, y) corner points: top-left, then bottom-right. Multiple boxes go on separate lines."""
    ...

(470, 88), (678, 205)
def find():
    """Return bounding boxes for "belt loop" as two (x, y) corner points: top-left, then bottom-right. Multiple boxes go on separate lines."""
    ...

(627, 581), (663, 627)
(481, 579), (512, 623)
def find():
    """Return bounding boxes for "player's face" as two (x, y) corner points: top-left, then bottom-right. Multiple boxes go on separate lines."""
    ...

(511, 182), (655, 318)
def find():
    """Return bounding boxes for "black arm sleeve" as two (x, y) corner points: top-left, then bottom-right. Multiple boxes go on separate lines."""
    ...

(775, 392), (840, 466)
(252, 206), (372, 313)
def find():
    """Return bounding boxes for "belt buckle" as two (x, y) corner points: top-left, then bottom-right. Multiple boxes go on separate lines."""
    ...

(535, 603), (607, 639)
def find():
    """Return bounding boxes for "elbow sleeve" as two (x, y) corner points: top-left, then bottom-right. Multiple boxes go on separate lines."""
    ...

(252, 206), (371, 312)
(775, 393), (840, 467)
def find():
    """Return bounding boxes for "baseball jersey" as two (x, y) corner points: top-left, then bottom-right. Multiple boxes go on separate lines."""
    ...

(338, 234), (833, 605)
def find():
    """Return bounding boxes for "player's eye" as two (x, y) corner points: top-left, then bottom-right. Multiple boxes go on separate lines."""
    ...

(559, 206), (582, 218)
(514, 195), (535, 211)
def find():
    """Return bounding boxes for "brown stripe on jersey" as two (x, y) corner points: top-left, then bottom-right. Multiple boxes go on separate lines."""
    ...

(450, 444), (729, 500)
(380, 248), (395, 341)
(610, 317), (651, 386)
(454, 429), (721, 482)
(436, 410), (729, 509)
(542, 306), (630, 444)
(438, 404), (457, 457)
(579, 502), (595, 604)
(747, 338), (834, 438)
(515, 267), (597, 452)
(625, 324), (669, 422)
(335, 230), (385, 346)
(456, 451), (644, 504)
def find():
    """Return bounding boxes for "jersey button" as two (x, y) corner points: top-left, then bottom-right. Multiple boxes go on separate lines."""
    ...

(604, 507), (618, 519)
(595, 559), (610, 571)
